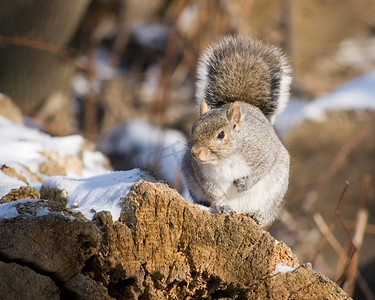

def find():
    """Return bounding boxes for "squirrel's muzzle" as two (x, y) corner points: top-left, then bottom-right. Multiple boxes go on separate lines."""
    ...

(191, 146), (210, 162)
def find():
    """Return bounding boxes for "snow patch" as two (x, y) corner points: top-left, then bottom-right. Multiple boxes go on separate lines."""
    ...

(81, 150), (111, 178)
(0, 201), (20, 219)
(335, 37), (375, 71)
(0, 116), (110, 184)
(42, 169), (152, 221)
(273, 263), (295, 274)
(0, 199), (43, 219)
(132, 22), (170, 51)
(275, 70), (375, 138)
(0, 172), (27, 199)
(36, 207), (50, 217)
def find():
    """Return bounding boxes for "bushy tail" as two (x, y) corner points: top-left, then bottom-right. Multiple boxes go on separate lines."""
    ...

(195, 36), (292, 123)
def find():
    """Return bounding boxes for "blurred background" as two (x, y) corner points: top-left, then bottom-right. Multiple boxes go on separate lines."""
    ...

(0, 0), (374, 298)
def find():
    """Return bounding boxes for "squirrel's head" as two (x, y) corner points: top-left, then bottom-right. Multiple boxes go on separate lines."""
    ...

(190, 101), (243, 164)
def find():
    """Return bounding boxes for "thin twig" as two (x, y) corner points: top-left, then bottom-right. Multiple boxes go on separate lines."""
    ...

(343, 209), (368, 297)
(0, 35), (75, 62)
(336, 238), (351, 283)
(312, 181), (350, 264)
(335, 182), (358, 285)
(313, 213), (347, 260)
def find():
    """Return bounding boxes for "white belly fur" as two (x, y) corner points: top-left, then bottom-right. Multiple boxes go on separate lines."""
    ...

(202, 155), (287, 214)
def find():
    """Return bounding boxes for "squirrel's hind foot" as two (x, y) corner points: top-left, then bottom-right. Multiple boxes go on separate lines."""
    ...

(212, 203), (235, 215)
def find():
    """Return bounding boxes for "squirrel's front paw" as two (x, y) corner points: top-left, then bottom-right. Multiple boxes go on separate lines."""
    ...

(233, 176), (250, 192)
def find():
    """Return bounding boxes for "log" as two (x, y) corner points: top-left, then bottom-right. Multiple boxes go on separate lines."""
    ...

(0, 175), (351, 299)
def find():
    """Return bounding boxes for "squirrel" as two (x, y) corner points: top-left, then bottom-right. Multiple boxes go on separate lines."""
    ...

(181, 36), (291, 227)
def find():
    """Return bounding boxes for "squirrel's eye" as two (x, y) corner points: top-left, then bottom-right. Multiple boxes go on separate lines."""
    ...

(217, 131), (225, 139)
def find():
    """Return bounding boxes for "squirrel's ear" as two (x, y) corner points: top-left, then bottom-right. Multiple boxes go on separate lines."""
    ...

(227, 102), (242, 131)
(200, 99), (209, 115)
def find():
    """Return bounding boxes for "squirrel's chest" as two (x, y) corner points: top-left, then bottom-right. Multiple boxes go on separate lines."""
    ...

(203, 156), (250, 189)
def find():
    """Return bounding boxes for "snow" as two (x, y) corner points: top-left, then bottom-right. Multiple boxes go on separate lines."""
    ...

(0, 114), (152, 222)
(0, 199), (44, 220)
(132, 22), (170, 51)
(72, 73), (92, 98)
(177, 4), (199, 35)
(273, 262), (295, 274)
(275, 70), (375, 138)
(36, 207), (50, 217)
(46, 135), (84, 156)
(0, 201), (20, 219)
(82, 150), (111, 178)
(0, 115), (110, 184)
(0, 172), (27, 199)
(42, 169), (152, 221)
(335, 37), (375, 72)
(75, 47), (120, 83)
(98, 118), (187, 190)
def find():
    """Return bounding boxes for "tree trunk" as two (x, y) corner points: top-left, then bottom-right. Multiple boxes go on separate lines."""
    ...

(0, 0), (90, 113)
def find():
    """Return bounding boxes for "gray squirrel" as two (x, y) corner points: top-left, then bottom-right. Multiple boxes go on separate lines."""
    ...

(182, 36), (291, 227)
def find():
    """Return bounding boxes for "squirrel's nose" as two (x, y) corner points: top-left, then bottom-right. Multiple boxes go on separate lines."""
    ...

(191, 146), (206, 161)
